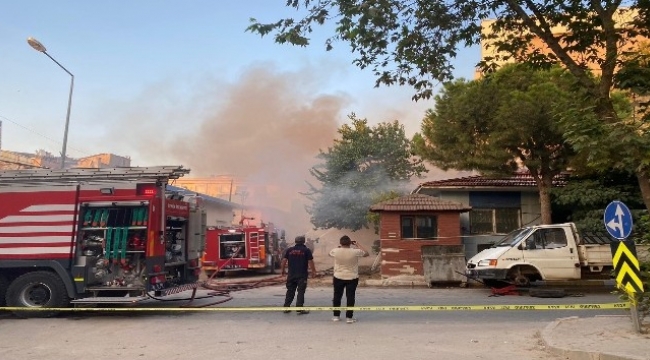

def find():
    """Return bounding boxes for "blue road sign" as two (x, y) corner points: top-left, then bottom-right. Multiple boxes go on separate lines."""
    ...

(604, 200), (633, 240)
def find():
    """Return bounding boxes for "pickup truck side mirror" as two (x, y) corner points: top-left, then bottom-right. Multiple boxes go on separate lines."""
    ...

(526, 238), (537, 250)
(519, 238), (537, 250)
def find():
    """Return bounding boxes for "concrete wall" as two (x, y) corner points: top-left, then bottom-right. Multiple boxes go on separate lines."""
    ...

(421, 245), (467, 283)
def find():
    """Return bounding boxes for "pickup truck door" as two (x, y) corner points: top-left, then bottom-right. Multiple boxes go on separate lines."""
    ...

(522, 227), (581, 280)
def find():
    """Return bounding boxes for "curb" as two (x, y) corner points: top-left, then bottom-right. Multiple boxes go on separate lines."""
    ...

(541, 316), (646, 360)
(365, 279), (429, 287)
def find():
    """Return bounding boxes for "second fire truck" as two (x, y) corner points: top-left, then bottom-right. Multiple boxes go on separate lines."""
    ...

(202, 221), (284, 276)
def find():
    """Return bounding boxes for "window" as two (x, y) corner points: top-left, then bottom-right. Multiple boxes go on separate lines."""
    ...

(219, 233), (245, 259)
(470, 208), (521, 234)
(530, 228), (567, 249)
(401, 215), (437, 239)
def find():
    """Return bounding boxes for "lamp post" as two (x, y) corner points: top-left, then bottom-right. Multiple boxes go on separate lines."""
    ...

(27, 37), (74, 169)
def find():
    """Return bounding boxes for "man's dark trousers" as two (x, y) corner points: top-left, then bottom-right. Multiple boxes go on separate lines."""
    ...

(332, 277), (359, 318)
(284, 275), (308, 307)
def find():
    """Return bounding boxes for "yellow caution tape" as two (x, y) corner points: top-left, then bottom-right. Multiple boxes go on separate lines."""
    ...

(0, 302), (630, 312)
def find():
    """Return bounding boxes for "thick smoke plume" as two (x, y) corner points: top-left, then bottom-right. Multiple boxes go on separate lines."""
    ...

(173, 65), (348, 236)
(97, 64), (348, 237)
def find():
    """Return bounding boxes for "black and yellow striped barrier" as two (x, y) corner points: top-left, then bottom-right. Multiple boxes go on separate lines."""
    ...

(611, 240), (645, 295)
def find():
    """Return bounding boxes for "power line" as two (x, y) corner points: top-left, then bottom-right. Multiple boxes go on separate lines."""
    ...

(0, 113), (91, 157)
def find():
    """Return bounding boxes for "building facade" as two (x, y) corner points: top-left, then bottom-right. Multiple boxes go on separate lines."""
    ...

(76, 153), (131, 168)
(413, 172), (567, 259)
(478, 8), (643, 79)
(0, 149), (130, 170)
(369, 194), (471, 281)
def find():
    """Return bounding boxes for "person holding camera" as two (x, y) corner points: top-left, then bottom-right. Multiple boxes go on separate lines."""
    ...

(328, 235), (369, 323)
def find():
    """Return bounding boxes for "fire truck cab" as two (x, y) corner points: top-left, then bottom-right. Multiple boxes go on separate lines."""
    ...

(0, 166), (206, 316)
(203, 222), (283, 276)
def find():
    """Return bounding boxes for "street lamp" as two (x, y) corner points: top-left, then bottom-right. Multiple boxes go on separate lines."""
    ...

(27, 37), (74, 169)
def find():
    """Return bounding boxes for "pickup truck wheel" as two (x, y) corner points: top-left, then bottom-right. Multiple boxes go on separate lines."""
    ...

(6, 271), (70, 318)
(512, 274), (531, 287)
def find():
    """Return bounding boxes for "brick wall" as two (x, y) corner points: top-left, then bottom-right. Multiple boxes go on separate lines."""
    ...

(379, 211), (463, 277)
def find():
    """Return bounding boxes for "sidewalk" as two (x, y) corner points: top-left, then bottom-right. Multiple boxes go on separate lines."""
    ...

(541, 315), (650, 360)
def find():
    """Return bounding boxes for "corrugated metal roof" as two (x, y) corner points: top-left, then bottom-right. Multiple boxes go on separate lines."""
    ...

(370, 194), (472, 212)
(418, 172), (568, 189)
(166, 185), (239, 208)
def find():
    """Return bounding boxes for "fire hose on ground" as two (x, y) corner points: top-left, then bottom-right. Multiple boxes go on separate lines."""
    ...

(146, 256), (289, 307)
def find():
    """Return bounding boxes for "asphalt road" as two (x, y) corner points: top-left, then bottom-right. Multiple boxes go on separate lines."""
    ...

(0, 285), (628, 360)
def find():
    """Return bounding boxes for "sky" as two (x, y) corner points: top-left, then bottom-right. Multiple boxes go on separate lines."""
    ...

(0, 1), (479, 230)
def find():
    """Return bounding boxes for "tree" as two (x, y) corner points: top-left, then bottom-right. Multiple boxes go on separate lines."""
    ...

(551, 170), (647, 236)
(247, 1), (650, 209)
(413, 64), (577, 224)
(305, 114), (426, 230)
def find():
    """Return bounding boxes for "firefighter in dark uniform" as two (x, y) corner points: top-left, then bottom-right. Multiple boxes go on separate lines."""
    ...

(281, 235), (316, 314)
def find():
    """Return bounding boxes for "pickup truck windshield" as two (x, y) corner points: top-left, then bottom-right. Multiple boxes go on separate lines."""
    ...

(493, 228), (532, 247)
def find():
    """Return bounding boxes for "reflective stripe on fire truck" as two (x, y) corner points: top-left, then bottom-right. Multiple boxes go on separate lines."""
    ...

(21, 204), (76, 212)
(0, 214), (75, 223)
(0, 236), (71, 244)
(0, 226), (73, 233)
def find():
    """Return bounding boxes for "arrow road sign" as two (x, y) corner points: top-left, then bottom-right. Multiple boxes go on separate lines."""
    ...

(610, 240), (644, 294)
(604, 200), (633, 240)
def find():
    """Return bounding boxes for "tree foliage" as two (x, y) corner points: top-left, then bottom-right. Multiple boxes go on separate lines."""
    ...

(305, 114), (427, 231)
(248, 1), (649, 105)
(413, 64), (578, 224)
(552, 170), (646, 232)
(560, 41), (650, 211)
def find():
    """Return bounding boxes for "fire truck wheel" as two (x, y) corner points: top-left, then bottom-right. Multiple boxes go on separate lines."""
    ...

(6, 271), (70, 318)
(0, 275), (8, 307)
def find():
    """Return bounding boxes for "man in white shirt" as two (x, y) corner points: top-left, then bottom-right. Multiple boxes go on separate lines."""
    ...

(328, 235), (369, 323)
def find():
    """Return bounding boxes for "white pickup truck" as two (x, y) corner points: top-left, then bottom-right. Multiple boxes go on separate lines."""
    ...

(466, 222), (648, 287)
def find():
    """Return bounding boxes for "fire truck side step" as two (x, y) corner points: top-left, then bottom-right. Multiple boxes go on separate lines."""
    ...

(71, 296), (149, 304)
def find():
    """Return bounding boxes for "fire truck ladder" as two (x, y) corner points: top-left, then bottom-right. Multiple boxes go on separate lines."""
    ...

(0, 166), (190, 186)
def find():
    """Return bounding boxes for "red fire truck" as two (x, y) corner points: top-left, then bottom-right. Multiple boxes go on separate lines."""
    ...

(0, 166), (205, 316)
(203, 221), (283, 276)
